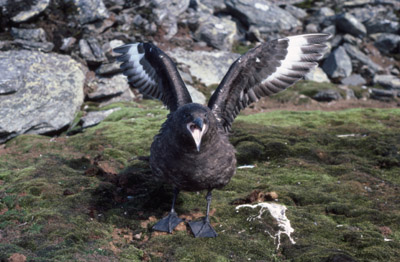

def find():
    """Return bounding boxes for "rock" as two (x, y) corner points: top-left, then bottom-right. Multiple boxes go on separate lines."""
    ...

(166, 48), (240, 86)
(186, 85), (206, 105)
(343, 34), (361, 46)
(369, 88), (395, 101)
(79, 38), (106, 65)
(373, 74), (400, 89)
(335, 13), (367, 38)
(284, 4), (307, 20)
(102, 39), (125, 59)
(152, 0), (190, 39)
(225, 0), (301, 34)
(64, 0), (109, 25)
(96, 62), (122, 76)
(60, 37), (77, 52)
(341, 74), (366, 86)
(305, 23), (319, 33)
(13, 39), (54, 53)
(0, 50), (85, 143)
(365, 18), (400, 34)
(322, 25), (336, 36)
(11, 0), (50, 23)
(194, 14), (237, 51)
(87, 75), (134, 104)
(313, 90), (343, 102)
(304, 67), (330, 83)
(312, 7), (335, 27)
(81, 108), (121, 128)
(11, 27), (47, 42)
(322, 46), (352, 79)
(342, 43), (383, 73)
(373, 33), (400, 54)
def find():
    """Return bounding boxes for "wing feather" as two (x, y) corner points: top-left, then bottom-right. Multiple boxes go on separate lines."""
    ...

(114, 43), (192, 111)
(208, 33), (331, 132)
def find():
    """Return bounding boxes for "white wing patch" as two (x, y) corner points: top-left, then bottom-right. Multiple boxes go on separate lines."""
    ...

(126, 44), (157, 87)
(261, 34), (318, 85)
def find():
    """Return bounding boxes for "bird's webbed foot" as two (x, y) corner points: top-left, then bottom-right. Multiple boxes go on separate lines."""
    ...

(188, 217), (218, 238)
(152, 211), (184, 233)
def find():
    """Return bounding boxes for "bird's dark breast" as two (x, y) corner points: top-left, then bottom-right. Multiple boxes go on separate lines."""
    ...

(150, 134), (236, 192)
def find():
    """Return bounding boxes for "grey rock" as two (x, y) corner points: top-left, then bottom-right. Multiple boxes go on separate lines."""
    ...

(330, 35), (343, 48)
(341, 74), (366, 86)
(335, 13), (367, 38)
(313, 7), (335, 27)
(167, 48), (240, 86)
(79, 38), (106, 65)
(374, 33), (400, 54)
(322, 25), (336, 36)
(186, 85), (206, 105)
(11, 0), (50, 23)
(305, 23), (319, 33)
(343, 34), (362, 45)
(83, 17), (115, 34)
(64, 0), (109, 24)
(0, 50), (85, 143)
(81, 108), (121, 128)
(284, 4), (307, 20)
(373, 74), (400, 89)
(13, 39), (54, 53)
(96, 62), (122, 76)
(11, 28), (47, 42)
(342, 43), (383, 73)
(88, 75), (133, 102)
(60, 37), (77, 52)
(152, 0), (190, 39)
(304, 67), (330, 83)
(194, 15), (237, 51)
(225, 0), (301, 33)
(313, 89), (343, 102)
(369, 88), (395, 101)
(199, 0), (226, 12)
(365, 18), (400, 34)
(322, 46), (352, 79)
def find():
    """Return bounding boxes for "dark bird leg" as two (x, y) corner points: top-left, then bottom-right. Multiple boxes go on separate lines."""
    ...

(153, 188), (183, 233)
(188, 190), (218, 238)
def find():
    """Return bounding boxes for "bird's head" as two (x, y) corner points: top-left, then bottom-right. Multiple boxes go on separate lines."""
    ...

(174, 104), (212, 152)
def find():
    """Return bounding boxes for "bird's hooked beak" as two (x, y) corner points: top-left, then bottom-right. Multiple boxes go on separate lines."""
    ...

(187, 117), (206, 152)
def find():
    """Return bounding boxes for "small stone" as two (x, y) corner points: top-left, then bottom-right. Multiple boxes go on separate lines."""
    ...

(11, 27), (47, 42)
(81, 108), (121, 128)
(11, 0), (50, 23)
(373, 74), (400, 89)
(374, 33), (400, 55)
(13, 39), (54, 52)
(341, 74), (366, 86)
(60, 37), (77, 52)
(313, 90), (343, 102)
(305, 67), (330, 83)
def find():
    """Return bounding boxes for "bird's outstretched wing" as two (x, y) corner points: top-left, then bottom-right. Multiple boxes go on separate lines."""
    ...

(208, 34), (331, 132)
(114, 43), (192, 111)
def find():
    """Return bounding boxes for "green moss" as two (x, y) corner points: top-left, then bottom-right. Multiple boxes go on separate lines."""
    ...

(1, 101), (400, 261)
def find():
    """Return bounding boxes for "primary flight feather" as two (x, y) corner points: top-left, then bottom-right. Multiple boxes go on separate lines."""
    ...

(114, 33), (330, 238)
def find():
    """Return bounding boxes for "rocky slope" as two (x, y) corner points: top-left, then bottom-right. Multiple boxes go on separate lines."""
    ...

(0, 0), (400, 261)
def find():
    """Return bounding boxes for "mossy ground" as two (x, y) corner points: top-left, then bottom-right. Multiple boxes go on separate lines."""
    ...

(1, 98), (400, 261)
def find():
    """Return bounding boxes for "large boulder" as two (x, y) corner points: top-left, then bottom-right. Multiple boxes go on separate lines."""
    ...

(167, 48), (240, 86)
(225, 0), (301, 34)
(373, 33), (400, 54)
(0, 50), (85, 143)
(322, 46), (352, 79)
(335, 13), (367, 38)
(342, 43), (383, 73)
(194, 14), (237, 50)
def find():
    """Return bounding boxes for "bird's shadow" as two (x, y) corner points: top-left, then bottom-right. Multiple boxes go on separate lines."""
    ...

(89, 157), (178, 223)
